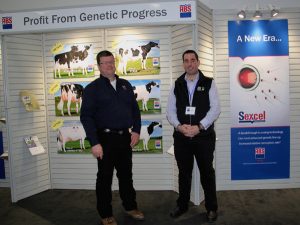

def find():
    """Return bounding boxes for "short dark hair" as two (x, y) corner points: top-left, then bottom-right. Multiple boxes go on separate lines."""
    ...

(182, 50), (199, 62)
(96, 50), (114, 65)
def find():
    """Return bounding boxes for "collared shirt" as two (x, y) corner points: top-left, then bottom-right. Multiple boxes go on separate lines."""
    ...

(166, 72), (221, 130)
(80, 74), (141, 146)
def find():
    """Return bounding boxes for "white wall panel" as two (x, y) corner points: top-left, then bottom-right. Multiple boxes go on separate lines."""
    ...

(213, 8), (300, 190)
(45, 27), (174, 191)
(3, 34), (50, 201)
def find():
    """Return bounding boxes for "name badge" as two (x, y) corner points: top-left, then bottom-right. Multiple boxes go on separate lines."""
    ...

(185, 106), (196, 115)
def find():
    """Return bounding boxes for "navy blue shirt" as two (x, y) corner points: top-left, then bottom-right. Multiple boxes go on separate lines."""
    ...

(80, 75), (141, 147)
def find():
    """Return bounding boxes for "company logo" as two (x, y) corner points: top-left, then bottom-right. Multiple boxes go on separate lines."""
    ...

(155, 140), (161, 149)
(255, 147), (265, 159)
(238, 111), (266, 124)
(2, 17), (13, 29)
(179, 4), (192, 18)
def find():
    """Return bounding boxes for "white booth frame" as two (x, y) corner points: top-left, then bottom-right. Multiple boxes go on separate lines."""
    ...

(0, 0), (215, 204)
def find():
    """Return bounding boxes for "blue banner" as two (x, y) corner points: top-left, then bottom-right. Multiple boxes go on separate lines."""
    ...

(231, 127), (290, 180)
(0, 132), (5, 179)
(228, 20), (289, 59)
(229, 19), (290, 180)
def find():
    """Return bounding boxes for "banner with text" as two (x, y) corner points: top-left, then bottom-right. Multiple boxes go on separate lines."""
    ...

(1, 1), (195, 34)
(0, 132), (5, 179)
(228, 19), (290, 180)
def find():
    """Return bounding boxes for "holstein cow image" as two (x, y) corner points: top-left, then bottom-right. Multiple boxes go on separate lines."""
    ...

(132, 81), (159, 111)
(131, 41), (160, 70)
(139, 121), (162, 151)
(57, 125), (86, 152)
(54, 45), (79, 78)
(57, 83), (84, 116)
(117, 41), (159, 74)
(73, 44), (92, 75)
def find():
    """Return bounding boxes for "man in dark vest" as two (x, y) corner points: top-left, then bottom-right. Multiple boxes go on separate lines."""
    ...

(166, 49), (221, 223)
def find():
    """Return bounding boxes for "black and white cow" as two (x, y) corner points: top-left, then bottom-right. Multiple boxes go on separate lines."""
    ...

(73, 44), (92, 75)
(133, 81), (159, 111)
(140, 121), (162, 151)
(117, 41), (159, 74)
(117, 48), (130, 75)
(131, 41), (160, 70)
(57, 125), (86, 152)
(57, 83), (84, 116)
(54, 45), (79, 78)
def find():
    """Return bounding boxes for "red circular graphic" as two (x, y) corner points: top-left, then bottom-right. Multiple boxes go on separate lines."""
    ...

(238, 67), (259, 90)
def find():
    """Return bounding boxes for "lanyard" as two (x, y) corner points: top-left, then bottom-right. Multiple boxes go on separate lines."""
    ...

(188, 81), (198, 106)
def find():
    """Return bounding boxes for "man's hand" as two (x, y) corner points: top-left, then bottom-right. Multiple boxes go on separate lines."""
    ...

(91, 144), (103, 159)
(130, 132), (140, 148)
(178, 124), (201, 138)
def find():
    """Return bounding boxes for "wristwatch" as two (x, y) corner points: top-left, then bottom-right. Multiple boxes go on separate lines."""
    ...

(198, 123), (204, 131)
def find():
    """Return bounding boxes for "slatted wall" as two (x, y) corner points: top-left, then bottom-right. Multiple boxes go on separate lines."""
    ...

(44, 29), (103, 190)
(0, 36), (10, 188)
(3, 34), (50, 202)
(195, 1), (214, 203)
(170, 23), (195, 197)
(45, 27), (174, 190)
(213, 8), (300, 190)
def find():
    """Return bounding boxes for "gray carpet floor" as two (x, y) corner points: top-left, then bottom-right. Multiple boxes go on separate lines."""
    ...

(1, 188), (300, 225)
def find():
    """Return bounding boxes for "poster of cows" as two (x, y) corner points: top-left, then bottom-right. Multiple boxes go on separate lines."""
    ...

(54, 82), (89, 117)
(129, 79), (161, 114)
(132, 119), (163, 153)
(57, 120), (91, 154)
(52, 43), (95, 79)
(115, 40), (160, 76)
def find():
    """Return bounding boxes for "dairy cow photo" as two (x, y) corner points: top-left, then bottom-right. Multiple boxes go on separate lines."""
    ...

(54, 82), (89, 117)
(53, 43), (94, 79)
(57, 120), (91, 154)
(133, 119), (163, 153)
(129, 79), (161, 114)
(115, 40), (160, 76)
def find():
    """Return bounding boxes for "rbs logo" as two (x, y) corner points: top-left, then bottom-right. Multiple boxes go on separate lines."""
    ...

(2, 17), (12, 29)
(180, 4), (192, 18)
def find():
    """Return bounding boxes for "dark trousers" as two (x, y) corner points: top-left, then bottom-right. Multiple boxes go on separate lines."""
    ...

(174, 131), (218, 212)
(96, 132), (137, 218)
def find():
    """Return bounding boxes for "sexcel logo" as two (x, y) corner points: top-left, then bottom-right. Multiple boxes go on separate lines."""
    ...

(238, 111), (266, 124)
(2, 17), (13, 29)
(179, 4), (192, 18)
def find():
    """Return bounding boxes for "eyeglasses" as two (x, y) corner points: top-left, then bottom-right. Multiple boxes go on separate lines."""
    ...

(100, 61), (115, 65)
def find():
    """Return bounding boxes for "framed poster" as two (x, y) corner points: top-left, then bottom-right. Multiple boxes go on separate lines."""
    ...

(133, 119), (163, 153)
(129, 79), (161, 114)
(52, 43), (94, 79)
(57, 120), (91, 154)
(115, 40), (160, 76)
(54, 82), (89, 117)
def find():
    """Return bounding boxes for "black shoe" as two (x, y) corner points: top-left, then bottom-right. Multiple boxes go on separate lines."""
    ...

(207, 211), (217, 223)
(170, 206), (188, 218)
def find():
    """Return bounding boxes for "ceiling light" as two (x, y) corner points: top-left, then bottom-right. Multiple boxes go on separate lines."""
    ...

(237, 10), (246, 19)
(253, 10), (262, 18)
(271, 9), (279, 17)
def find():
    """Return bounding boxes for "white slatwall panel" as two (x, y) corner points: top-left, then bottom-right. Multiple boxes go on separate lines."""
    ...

(106, 26), (173, 190)
(170, 23), (195, 197)
(44, 29), (103, 190)
(213, 8), (300, 190)
(45, 27), (174, 190)
(4, 34), (50, 202)
(0, 35), (10, 187)
(195, 0), (214, 204)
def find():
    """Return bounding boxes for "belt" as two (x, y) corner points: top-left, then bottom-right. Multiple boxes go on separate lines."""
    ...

(100, 128), (129, 135)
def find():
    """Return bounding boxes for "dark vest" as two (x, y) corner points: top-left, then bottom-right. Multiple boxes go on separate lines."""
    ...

(174, 70), (214, 136)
